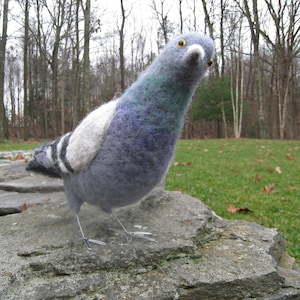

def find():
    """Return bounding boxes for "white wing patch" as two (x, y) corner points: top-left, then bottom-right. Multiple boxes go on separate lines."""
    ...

(66, 99), (118, 172)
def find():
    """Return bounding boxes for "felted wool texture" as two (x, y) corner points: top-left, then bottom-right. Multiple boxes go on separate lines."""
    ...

(66, 99), (117, 172)
(28, 32), (215, 215)
(63, 109), (179, 213)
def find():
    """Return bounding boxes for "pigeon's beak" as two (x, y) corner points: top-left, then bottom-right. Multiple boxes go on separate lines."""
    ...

(184, 44), (206, 66)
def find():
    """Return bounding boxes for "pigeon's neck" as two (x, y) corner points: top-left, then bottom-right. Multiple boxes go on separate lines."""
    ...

(120, 66), (195, 132)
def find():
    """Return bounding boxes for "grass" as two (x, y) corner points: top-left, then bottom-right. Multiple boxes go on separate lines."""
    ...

(0, 138), (299, 262)
(166, 139), (300, 262)
(0, 140), (40, 151)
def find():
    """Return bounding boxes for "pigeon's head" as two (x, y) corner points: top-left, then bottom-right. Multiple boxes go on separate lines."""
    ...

(157, 32), (215, 85)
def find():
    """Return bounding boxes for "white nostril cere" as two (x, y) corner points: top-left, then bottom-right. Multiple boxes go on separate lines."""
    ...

(185, 44), (205, 63)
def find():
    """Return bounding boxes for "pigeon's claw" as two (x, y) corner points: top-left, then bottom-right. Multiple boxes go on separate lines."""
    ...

(108, 227), (155, 242)
(83, 237), (93, 250)
(127, 231), (156, 242)
(110, 211), (156, 243)
(75, 214), (106, 250)
(87, 238), (107, 246)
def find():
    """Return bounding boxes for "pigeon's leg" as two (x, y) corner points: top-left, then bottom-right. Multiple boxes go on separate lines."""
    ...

(75, 214), (107, 250)
(109, 211), (155, 242)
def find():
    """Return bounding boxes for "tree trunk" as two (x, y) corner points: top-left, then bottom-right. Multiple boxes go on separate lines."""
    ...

(23, 0), (29, 140)
(200, 0), (219, 78)
(36, 0), (49, 138)
(241, 0), (266, 138)
(82, 0), (91, 115)
(0, 0), (9, 139)
(230, 17), (244, 139)
(119, 0), (126, 92)
(262, 0), (300, 139)
(178, 0), (183, 33)
(72, 0), (81, 127)
(60, 2), (73, 134)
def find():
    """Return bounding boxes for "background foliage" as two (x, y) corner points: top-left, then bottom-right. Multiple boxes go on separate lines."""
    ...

(0, 0), (299, 140)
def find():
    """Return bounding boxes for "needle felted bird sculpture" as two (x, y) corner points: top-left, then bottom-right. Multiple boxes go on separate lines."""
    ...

(27, 32), (215, 249)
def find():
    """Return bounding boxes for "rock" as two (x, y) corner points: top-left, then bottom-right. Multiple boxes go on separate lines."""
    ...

(0, 161), (32, 182)
(0, 161), (299, 300)
(0, 161), (64, 193)
(0, 161), (64, 215)
(0, 176), (64, 193)
(0, 190), (65, 215)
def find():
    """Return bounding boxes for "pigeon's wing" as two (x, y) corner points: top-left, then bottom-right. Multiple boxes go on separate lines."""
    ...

(27, 99), (118, 176)
(63, 99), (118, 173)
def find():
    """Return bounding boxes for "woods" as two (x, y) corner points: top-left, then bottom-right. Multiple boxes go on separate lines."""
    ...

(0, 0), (299, 140)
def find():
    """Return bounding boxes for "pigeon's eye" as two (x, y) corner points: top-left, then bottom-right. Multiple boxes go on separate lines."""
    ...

(178, 39), (186, 48)
(206, 60), (213, 68)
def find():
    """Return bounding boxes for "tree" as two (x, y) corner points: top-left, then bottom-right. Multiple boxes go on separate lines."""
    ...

(23, 0), (29, 140)
(35, 0), (49, 138)
(60, 1), (73, 134)
(191, 77), (232, 138)
(3, 0), (300, 140)
(228, 10), (245, 138)
(262, 0), (300, 139)
(71, 0), (81, 128)
(119, 0), (128, 92)
(178, 0), (183, 33)
(151, 0), (174, 51)
(237, 0), (266, 138)
(0, 0), (9, 139)
(201, 0), (232, 137)
(200, 0), (219, 78)
(81, 0), (91, 115)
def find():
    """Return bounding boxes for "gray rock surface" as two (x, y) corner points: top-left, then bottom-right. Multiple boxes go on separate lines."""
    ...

(0, 160), (299, 300)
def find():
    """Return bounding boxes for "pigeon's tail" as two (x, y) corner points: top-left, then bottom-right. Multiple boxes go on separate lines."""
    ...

(26, 142), (62, 178)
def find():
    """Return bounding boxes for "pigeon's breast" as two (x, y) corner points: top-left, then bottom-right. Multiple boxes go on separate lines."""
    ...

(68, 107), (179, 212)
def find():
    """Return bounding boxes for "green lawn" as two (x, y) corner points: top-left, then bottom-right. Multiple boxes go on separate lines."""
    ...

(1, 138), (299, 262)
(0, 140), (40, 151)
(166, 139), (300, 262)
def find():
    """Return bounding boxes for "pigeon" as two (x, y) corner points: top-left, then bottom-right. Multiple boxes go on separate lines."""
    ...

(27, 32), (215, 249)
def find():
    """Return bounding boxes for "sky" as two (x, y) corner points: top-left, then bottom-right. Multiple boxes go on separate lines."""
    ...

(5, 0), (207, 62)
(88, 0), (207, 60)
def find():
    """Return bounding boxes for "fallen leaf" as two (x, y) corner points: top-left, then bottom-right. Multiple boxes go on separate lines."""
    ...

(21, 203), (27, 212)
(227, 204), (237, 212)
(255, 158), (264, 163)
(237, 207), (251, 213)
(285, 186), (299, 191)
(175, 187), (183, 192)
(227, 204), (251, 213)
(262, 183), (276, 194)
(15, 153), (25, 160)
(254, 175), (262, 182)
(173, 161), (192, 166)
(227, 204), (238, 212)
(286, 153), (296, 161)
(275, 166), (282, 174)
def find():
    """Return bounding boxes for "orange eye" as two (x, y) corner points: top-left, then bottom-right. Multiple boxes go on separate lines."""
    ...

(178, 39), (186, 48)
